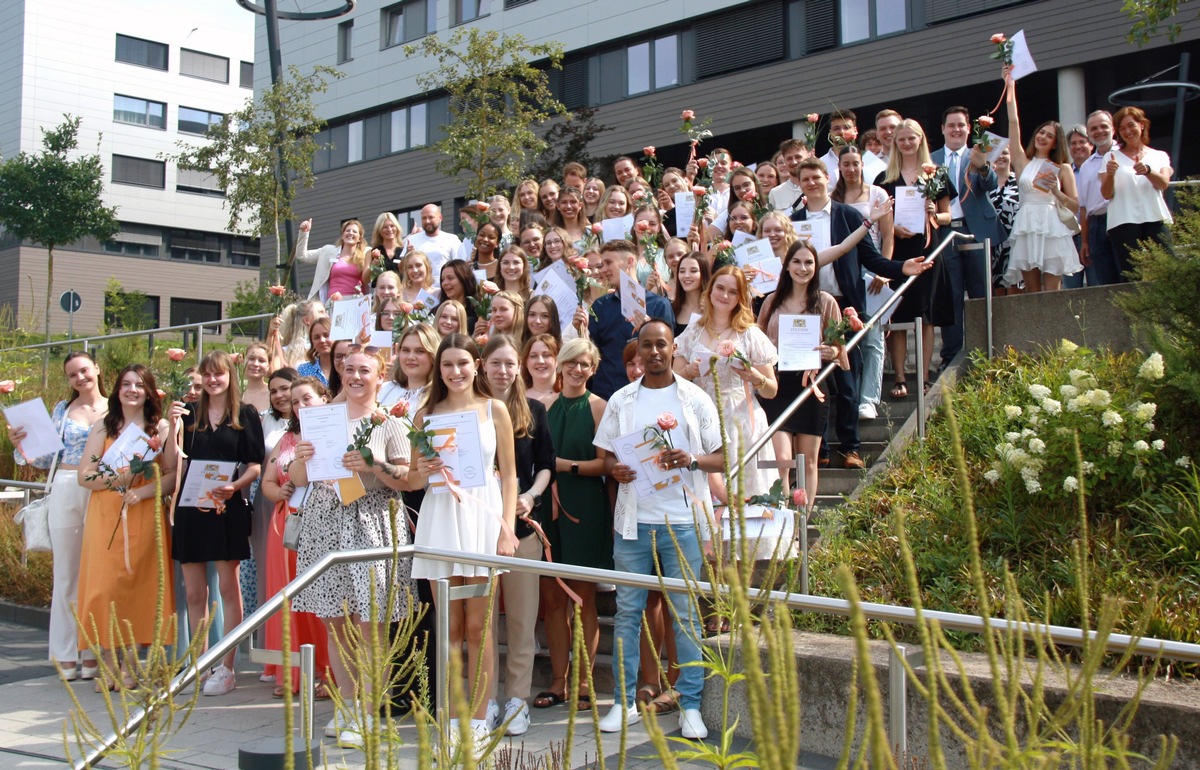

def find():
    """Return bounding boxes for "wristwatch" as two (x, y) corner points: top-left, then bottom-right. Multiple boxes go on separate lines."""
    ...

(570, 462), (579, 475)
(687, 454), (700, 472)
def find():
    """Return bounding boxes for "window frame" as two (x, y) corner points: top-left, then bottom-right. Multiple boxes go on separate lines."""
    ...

(115, 33), (168, 71)
(621, 32), (680, 99)
(112, 94), (166, 130)
(452, 0), (489, 26)
(111, 155), (166, 189)
(179, 48), (230, 84)
(337, 20), (354, 64)
(177, 106), (225, 136)
(839, 0), (909, 45)
(381, 0), (432, 48)
(239, 61), (254, 89)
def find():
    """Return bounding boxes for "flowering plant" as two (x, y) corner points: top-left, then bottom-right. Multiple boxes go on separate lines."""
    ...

(916, 163), (951, 201)
(971, 114), (996, 153)
(989, 33), (1014, 65)
(564, 255), (602, 320)
(823, 307), (863, 347)
(347, 411), (387, 467)
(642, 145), (664, 190)
(634, 219), (660, 273)
(469, 280), (500, 321)
(678, 109), (714, 166)
(803, 113), (821, 153)
(643, 412), (678, 451)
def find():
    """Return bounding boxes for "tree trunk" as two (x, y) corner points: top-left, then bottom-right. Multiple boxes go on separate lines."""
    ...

(41, 244), (54, 390)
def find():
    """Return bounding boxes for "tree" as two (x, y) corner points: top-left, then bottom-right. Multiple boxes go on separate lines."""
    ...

(103, 278), (153, 332)
(406, 28), (567, 199)
(0, 115), (119, 386)
(1124, 0), (1196, 43)
(524, 107), (616, 183)
(167, 64), (342, 287)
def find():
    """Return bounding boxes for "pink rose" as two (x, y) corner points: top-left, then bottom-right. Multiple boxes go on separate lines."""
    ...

(990, 33), (1007, 44)
(844, 307), (864, 332)
(643, 146), (656, 156)
(691, 186), (708, 196)
(268, 285), (286, 296)
(0, 380), (15, 394)
(390, 401), (409, 419)
(696, 158), (709, 169)
(732, 161), (743, 169)
(631, 189), (647, 201)
(156, 389), (167, 399)
(792, 488), (808, 509)
(397, 301), (414, 314)
(229, 352), (243, 365)
(146, 436), (163, 452)
(571, 257), (590, 271)
(920, 163), (939, 175)
(717, 241), (732, 252)
(681, 110), (695, 121)
(371, 248), (382, 260)
(480, 280), (500, 295)
(806, 113), (820, 123)
(978, 115), (995, 128)
(474, 334), (489, 348)
(591, 223), (604, 235)
(370, 411), (387, 426)
(739, 189), (757, 202)
(413, 301), (426, 311)
(656, 412), (678, 432)
(476, 202), (490, 213)
(635, 220), (654, 234)
(716, 339), (737, 357)
(842, 126), (859, 142)
(166, 348), (187, 362)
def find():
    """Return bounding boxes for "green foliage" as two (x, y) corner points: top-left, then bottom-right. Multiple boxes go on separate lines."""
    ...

(165, 65), (343, 278)
(1123, 0), (1195, 43)
(1115, 188), (1200, 416)
(102, 278), (153, 332)
(0, 115), (120, 375)
(524, 106), (615, 183)
(405, 28), (567, 199)
(225, 279), (298, 336)
(807, 345), (1200, 677)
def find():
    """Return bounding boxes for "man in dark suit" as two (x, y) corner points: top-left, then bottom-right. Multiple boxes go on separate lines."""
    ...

(931, 106), (1005, 371)
(789, 158), (932, 468)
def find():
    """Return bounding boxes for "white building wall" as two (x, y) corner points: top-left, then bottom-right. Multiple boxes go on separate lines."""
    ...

(16, 0), (255, 234)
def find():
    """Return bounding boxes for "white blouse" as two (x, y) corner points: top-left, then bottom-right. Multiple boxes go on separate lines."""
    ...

(1105, 148), (1173, 231)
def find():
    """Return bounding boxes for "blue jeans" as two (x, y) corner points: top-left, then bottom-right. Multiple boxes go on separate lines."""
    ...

(859, 314), (885, 406)
(612, 523), (705, 710)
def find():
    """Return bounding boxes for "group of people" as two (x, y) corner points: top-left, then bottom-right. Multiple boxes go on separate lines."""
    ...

(14, 66), (1177, 755)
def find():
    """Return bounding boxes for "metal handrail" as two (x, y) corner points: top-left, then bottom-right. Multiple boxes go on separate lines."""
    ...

(74, 541), (1200, 769)
(0, 313), (275, 355)
(734, 231), (976, 474)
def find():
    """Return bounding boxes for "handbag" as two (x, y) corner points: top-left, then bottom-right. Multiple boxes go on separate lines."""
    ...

(13, 416), (67, 553)
(282, 512), (303, 551)
(1056, 200), (1081, 235)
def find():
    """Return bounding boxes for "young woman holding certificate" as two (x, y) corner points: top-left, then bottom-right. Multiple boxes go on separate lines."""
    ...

(756, 241), (848, 505)
(287, 349), (415, 749)
(167, 351), (264, 697)
(409, 334), (519, 751)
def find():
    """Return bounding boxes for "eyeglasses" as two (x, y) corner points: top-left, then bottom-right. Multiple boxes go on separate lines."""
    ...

(563, 360), (594, 371)
(380, 311), (401, 318)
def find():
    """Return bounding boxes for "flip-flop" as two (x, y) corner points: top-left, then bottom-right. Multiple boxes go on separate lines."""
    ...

(532, 691), (564, 709)
(650, 689), (680, 715)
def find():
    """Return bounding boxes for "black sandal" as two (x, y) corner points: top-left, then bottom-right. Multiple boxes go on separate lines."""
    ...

(890, 380), (908, 399)
(575, 694), (593, 711)
(532, 691), (565, 709)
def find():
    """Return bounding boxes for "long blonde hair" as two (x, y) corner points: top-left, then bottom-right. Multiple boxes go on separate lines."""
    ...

(337, 219), (369, 272)
(697, 265), (757, 333)
(881, 119), (933, 185)
(193, 350), (245, 431)
(370, 212), (402, 248)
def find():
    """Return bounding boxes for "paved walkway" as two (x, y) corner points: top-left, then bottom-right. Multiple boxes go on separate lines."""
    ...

(0, 619), (835, 769)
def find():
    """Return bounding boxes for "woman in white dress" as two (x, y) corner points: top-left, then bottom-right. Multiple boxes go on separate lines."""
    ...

(673, 265), (779, 503)
(1003, 66), (1082, 292)
(409, 334), (518, 745)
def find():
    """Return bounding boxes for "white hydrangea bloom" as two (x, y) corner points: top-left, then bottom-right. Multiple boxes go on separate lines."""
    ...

(984, 469), (1001, 484)
(1060, 339), (1078, 354)
(1138, 352), (1164, 380)
(1101, 410), (1123, 427)
(1067, 396), (1086, 413)
(1132, 402), (1157, 422)
(1024, 477), (1042, 494)
(1021, 428), (1036, 438)
(1028, 384), (1052, 400)
(1133, 440), (1150, 453)
(1041, 398), (1062, 415)
(1081, 461), (1095, 475)
(1108, 441), (1123, 457)
(1005, 432), (1021, 442)
(1029, 438), (1046, 454)
(1152, 439), (1165, 451)
(1177, 456), (1192, 468)
(1063, 476), (1079, 492)
(1143, 422), (1155, 432)
(1068, 369), (1096, 387)
(1059, 384), (1078, 399)
(1004, 405), (1022, 419)
(1086, 389), (1112, 408)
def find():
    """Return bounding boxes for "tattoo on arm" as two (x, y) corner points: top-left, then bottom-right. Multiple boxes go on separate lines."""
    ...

(379, 461), (404, 480)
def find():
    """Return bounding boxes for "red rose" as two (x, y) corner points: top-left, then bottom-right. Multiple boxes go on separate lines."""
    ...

(990, 33), (1007, 44)
(0, 380), (16, 394)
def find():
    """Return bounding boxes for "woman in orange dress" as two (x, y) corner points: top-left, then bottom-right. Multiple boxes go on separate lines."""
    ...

(259, 376), (332, 698)
(76, 364), (176, 690)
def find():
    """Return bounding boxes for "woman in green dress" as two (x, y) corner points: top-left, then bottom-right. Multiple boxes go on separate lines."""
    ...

(535, 338), (610, 711)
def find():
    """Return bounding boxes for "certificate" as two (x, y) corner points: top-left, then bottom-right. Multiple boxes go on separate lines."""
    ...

(330, 295), (374, 342)
(619, 270), (646, 323)
(777, 314), (822, 372)
(1009, 29), (1037, 81)
(863, 273), (898, 325)
(178, 460), (237, 509)
(412, 288), (439, 318)
(733, 238), (782, 294)
(297, 402), (352, 482)
(473, 268), (488, 284)
(101, 422), (159, 471)
(984, 132), (1010, 163)
(721, 504), (796, 555)
(368, 329), (394, 349)
(673, 193), (696, 238)
(600, 215), (633, 244)
(3, 398), (64, 461)
(893, 186), (926, 235)
(611, 428), (683, 498)
(532, 261), (579, 320)
(731, 230), (754, 247)
(423, 410), (487, 495)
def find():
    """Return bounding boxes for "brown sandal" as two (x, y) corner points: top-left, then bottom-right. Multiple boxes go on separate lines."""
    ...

(649, 689), (679, 715)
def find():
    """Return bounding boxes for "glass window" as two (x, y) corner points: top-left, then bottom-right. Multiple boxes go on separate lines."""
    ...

(115, 34), (168, 71)
(338, 20), (354, 63)
(390, 108), (408, 152)
(840, 0), (870, 43)
(348, 120), (364, 163)
(410, 102), (427, 147)
(113, 95), (165, 129)
(180, 48), (230, 83)
(112, 155), (165, 189)
(240, 61), (254, 89)
(876, 0), (907, 36)
(383, 0), (429, 46)
(627, 42), (650, 96)
(454, 0), (489, 25)
(654, 35), (678, 89)
(176, 167), (223, 196)
(169, 297), (222, 333)
(178, 106), (224, 136)
(230, 236), (260, 267)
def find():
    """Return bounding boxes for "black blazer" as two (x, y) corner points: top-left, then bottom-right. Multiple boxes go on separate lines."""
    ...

(791, 201), (904, 312)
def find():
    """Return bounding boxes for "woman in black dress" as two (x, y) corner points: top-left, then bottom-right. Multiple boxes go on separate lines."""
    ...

(874, 119), (953, 397)
(167, 350), (264, 696)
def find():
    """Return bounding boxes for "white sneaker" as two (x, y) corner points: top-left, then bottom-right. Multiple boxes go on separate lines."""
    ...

(337, 720), (363, 750)
(485, 699), (500, 730)
(858, 402), (878, 420)
(468, 721), (490, 761)
(502, 697), (530, 736)
(679, 708), (708, 740)
(598, 702), (640, 733)
(259, 672), (275, 683)
(202, 664), (236, 696)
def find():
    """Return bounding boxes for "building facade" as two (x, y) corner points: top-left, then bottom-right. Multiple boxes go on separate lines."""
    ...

(0, 0), (258, 336)
(261, 0), (1197, 286)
